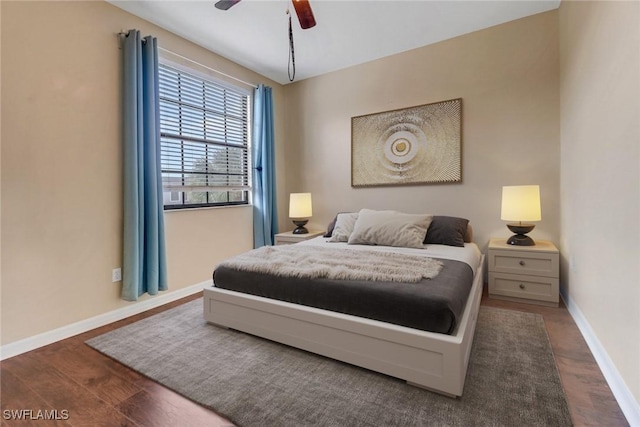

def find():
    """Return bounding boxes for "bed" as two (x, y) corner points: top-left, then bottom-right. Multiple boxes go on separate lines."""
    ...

(203, 210), (484, 397)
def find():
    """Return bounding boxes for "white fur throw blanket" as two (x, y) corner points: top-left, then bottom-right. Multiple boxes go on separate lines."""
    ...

(218, 245), (443, 282)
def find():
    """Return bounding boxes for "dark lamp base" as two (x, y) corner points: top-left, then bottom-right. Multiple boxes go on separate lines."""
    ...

(506, 234), (535, 246)
(506, 223), (536, 246)
(292, 219), (309, 234)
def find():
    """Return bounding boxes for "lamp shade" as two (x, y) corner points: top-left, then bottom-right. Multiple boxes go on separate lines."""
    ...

(289, 193), (312, 218)
(501, 185), (541, 222)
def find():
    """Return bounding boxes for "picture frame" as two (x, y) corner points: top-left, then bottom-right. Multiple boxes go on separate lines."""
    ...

(351, 98), (462, 187)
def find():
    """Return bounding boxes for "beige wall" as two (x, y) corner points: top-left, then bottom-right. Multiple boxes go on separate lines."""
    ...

(0, 1), (286, 345)
(284, 11), (560, 253)
(559, 0), (640, 404)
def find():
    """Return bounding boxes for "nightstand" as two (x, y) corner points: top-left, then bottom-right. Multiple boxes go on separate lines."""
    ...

(488, 238), (559, 306)
(274, 230), (325, 245)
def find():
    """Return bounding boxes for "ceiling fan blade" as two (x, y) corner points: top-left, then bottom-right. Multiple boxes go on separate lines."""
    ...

(215, 0), (241, 11)
(292, 0), (316, 29)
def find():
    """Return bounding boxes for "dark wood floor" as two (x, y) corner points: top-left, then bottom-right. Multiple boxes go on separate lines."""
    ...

(1, 290), (629, 426)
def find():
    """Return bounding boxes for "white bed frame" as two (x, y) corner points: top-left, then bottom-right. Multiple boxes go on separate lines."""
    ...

(203, 254), (484, 397)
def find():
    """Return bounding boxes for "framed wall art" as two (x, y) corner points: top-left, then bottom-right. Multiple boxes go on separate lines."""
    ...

(351, 98), (462, 187)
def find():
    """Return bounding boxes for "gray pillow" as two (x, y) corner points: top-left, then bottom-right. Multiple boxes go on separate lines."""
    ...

(324, 212), (353, 237)
(348, 209), (433, 249)
(324, 215), (339, 237)
(329, 213), (359, 242)
(424, 216), (469, 247)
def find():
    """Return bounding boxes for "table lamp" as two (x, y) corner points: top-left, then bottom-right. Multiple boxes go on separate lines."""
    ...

(289, 193), (312, 234)
(501, 185), (541, 246)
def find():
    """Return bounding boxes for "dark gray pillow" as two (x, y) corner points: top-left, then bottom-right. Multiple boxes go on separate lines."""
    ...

(324, 214), (339, 237)
(424, 216), (469, 247)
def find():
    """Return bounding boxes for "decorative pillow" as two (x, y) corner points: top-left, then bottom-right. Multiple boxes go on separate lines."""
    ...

(324, 215), (339, 237)
(423, 216), (470, 247)
(324, 212), (353, 237)
(328, 213), (359, 242)
(348, 209), (433, 249)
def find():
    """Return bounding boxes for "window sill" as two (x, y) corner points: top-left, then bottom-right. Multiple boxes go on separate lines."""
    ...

(164, 204), (253, 213)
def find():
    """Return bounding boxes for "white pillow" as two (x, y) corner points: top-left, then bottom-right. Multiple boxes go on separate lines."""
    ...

(329, 212), (359, 242)
(348, 209), (433, 249)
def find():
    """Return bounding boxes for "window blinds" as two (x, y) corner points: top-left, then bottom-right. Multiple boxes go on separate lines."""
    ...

(158, 63), (250, 206)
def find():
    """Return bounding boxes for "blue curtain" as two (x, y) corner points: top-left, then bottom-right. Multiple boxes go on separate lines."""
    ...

(252, 85), (278, 247)
(121, 30), (168, 301)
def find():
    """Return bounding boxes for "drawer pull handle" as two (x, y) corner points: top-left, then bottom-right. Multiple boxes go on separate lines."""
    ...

(519, 260), (526, 266)
(519, 283), (525, 290)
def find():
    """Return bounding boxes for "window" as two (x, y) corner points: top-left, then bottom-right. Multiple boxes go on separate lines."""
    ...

(158, 62), (250, 209)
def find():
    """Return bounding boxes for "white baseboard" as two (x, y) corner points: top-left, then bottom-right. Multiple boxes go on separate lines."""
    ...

(561, 292), (640, 426)
(0, 281), (210, 361)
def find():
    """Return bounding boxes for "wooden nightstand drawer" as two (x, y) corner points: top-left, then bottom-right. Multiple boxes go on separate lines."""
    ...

(488, 238), (559, 307)
(489, 250), (558, 277)
(489, 272), (559, 304)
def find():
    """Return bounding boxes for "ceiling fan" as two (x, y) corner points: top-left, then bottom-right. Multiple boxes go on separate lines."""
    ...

(214, 0), (316, 81)
(214, 0), (316, 29)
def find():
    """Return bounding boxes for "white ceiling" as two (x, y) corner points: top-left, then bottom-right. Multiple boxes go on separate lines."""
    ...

(108, 0), (560, 85)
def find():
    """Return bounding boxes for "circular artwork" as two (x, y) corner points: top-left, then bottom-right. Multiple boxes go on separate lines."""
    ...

(383, 129), (421, 164)
(376, 123), (428, 181)
(351, 99), (461, 186)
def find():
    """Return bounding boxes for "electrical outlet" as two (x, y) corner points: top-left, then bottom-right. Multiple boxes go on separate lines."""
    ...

(112, 268), (122, 282)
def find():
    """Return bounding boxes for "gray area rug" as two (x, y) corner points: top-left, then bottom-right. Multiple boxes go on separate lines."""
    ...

(86, 299), (572, 426)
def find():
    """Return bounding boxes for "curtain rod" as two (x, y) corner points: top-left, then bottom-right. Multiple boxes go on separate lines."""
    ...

(117, 31), (259, 89)
(158, 47), (259, 89)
